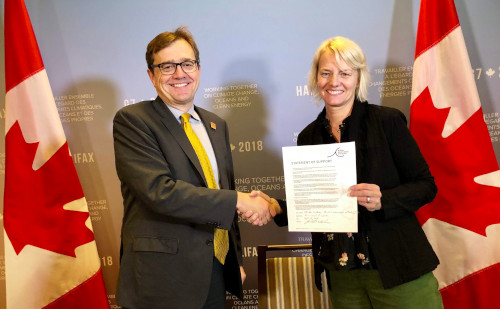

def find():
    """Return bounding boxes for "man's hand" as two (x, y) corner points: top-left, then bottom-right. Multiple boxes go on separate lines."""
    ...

(240, 266), (246, 284)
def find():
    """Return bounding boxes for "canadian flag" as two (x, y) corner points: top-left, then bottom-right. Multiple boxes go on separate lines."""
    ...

(3, 0), (109, 308)
(410, 0), (500, 307)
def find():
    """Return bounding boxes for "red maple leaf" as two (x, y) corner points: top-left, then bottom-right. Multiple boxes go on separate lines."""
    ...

(4, 121), (95, 257)
(410, 87), (500, 236)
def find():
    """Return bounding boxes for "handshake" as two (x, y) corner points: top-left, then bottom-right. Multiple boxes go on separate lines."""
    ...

(236, 191), (282, 226)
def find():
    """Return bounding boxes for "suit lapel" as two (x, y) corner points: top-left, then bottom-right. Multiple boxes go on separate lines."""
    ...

(152, 98), (208, 187)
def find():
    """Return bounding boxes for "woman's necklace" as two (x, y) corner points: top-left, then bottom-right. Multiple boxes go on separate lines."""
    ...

(327, 118), (343, 142)
(328, 119), (343, 134)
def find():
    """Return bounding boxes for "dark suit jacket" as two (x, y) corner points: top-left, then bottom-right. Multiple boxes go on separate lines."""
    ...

(113, 97), (243, 309)
(276, 100), (439, 289)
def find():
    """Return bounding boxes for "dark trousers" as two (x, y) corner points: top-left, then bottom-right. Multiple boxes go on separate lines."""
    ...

(202, 258), (226, 309)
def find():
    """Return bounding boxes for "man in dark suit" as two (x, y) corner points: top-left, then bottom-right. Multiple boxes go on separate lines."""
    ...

(113, 27), (273, 309)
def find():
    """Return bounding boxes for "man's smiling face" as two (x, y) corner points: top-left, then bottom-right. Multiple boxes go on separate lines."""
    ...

(148, 39), (200, 111)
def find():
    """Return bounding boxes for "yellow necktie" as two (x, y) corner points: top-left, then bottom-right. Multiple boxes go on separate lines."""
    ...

(181, 113), (229, 265)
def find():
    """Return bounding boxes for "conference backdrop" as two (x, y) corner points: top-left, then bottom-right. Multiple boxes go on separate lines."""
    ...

(0, 0), (499, 308)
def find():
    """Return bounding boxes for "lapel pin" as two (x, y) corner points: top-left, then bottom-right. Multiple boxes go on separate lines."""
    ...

(210, 122), (216, 130)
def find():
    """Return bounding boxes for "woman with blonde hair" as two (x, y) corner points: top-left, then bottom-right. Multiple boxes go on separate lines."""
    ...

(252, 37), (443, 309)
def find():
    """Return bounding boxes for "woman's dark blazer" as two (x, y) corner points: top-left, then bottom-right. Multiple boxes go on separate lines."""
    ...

(276, 100), (439, 290)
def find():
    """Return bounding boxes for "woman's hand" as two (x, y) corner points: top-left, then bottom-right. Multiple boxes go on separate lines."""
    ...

(239, 191), (281, 225)
(349, 183), (382, 211)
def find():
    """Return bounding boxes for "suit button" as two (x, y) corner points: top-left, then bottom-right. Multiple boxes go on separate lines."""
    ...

(206, 239), (213, 246)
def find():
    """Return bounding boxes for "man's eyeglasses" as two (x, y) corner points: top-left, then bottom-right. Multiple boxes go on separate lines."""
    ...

(149, 60), (199, 75)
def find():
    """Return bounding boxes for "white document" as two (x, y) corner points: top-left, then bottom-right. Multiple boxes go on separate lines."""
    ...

(282, 142), (357, 232)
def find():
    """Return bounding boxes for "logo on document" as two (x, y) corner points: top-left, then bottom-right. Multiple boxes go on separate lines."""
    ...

(328, 146), (349, 158)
